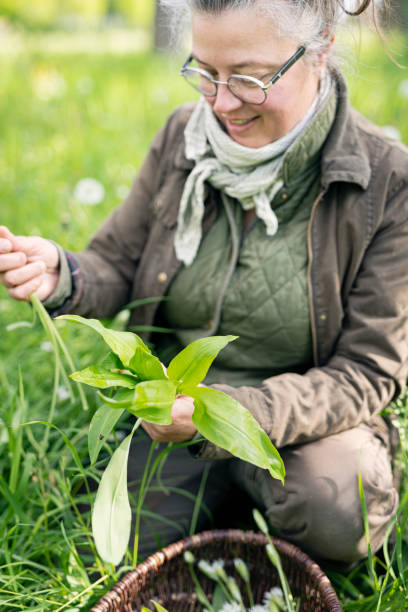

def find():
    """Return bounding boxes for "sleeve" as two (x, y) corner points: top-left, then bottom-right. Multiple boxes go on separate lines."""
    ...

(52, 121), (170, 319)
(196, 175), (408, 458)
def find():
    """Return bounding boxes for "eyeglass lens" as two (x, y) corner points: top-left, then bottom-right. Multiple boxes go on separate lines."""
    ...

(182, 68), (266, 104)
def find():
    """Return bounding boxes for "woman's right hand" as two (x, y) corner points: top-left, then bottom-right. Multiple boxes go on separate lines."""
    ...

(0, 226), (60, 302)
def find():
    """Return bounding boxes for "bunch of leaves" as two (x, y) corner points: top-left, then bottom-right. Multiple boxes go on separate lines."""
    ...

(57, 314), (285, 567)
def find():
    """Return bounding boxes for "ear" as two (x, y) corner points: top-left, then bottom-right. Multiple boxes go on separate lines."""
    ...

(317, 32), (335, 69)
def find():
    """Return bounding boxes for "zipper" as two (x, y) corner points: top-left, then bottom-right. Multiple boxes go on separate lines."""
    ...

(307, 189), (326, 367)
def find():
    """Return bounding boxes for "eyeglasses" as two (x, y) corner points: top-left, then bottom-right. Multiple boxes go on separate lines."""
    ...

(179, 46), (306, 105)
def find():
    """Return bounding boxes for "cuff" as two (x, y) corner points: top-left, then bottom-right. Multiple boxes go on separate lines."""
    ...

(42, 242), (72, 309)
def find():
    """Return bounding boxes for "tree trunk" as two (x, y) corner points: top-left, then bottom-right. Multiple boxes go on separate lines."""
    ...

(154, 1), (178, 53)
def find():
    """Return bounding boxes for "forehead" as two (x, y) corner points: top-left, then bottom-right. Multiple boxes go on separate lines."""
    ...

(191, 8), (297, 68)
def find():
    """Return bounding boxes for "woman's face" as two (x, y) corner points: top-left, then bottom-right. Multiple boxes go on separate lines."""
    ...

(191, 9), (322, 148)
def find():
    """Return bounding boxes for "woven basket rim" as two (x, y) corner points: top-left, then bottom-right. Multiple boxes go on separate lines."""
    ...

(91, 528), (342, 611)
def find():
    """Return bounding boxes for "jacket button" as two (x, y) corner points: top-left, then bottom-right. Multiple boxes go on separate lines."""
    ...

(319, 313), (327, 322)
(157, 272), (168, 284)
(281, 192), (288, 200)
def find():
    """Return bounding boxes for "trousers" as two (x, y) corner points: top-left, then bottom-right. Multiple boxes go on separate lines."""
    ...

(128, 421), (398, 566)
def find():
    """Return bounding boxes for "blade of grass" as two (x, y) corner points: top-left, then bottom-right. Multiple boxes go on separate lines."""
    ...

(358, 468), (380, 592)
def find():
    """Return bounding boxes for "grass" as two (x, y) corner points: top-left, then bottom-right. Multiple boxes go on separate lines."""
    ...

(0, 26), (407, 611)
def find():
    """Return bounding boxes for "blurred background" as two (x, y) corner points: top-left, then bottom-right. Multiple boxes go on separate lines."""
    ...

(0, 4), (407, 609)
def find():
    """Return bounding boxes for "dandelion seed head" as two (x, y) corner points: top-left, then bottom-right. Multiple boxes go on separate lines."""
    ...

(74, 178), (105, 206)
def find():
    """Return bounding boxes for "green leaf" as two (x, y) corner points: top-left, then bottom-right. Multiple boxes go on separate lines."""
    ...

(151, 601), (170, 612)
(213, 583), (229, 611)
(128, 347), (167, 381)
(91, 428), (134, 566)
(99, 380), (177, 425)
(88, 404), (125, 466)
(190, 387), (285, 483)
(167, 335), (237, 389)
(100, 351), (125, 369)
(70, 365), (139, 389)
(56, 315), (150, 366)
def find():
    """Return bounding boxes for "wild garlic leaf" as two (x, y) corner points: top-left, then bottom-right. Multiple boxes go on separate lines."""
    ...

(92, 427), (134, 566)
(88, 404), (125, 466)
(167, 335), (237, 390)
(190, 387), (285, 483)
(100, 351), (125, 370)
(56, 315), (150, 366)
(150, 602), (170, 612)
(70, 365), (139, 389)
(99, 380), (176, 425)
(128, 347), (166, 381)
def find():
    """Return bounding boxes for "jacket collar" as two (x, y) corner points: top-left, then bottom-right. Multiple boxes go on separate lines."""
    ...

(320, 69), (371, 190)
(175, 70), (372, 190)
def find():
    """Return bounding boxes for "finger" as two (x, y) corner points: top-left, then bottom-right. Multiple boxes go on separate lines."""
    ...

(3, 261), (46, 288)
(0, 226), (15, 241)
(7, 274), (44, 301)
(0, 238), (13, 254)
(0, 251), (27, 273)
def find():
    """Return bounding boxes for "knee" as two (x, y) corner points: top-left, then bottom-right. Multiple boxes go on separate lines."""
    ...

(260, 430), (398, 564)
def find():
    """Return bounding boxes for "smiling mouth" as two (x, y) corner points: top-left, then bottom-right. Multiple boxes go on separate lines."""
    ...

(228, 117), (257, 125)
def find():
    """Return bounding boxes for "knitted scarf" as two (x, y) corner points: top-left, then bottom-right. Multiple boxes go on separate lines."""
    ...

(175, 75), (332, 266)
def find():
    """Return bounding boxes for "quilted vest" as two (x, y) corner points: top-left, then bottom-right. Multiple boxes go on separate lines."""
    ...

(159, 92), (337, 387)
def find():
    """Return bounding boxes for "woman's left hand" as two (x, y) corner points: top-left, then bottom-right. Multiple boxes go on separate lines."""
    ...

(141, 394), (197, 442)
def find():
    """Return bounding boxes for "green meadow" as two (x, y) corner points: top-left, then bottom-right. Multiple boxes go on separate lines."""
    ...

(0, 27), (407, 611)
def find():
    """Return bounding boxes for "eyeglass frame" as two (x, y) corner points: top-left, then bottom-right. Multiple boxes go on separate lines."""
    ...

(179, 45), (306, 105)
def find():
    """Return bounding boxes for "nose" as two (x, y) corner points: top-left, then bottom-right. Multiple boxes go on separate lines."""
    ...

(210, 83), (243, 114)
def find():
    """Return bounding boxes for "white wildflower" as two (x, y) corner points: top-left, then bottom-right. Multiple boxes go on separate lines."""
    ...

(219, 603), (242, 612)
(198, 558), (225, 580)
(74, 178), (105, 206)
(40, 341), (53, 352)
(57, 386), (70, 401)
(398, 79), (408, 99)
(380, 125), (401, 141)
(249, 606), (269, 612)
(263, 586), (284, 605)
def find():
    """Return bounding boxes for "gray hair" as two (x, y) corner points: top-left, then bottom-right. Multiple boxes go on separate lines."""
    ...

(158, 0), (379, 64)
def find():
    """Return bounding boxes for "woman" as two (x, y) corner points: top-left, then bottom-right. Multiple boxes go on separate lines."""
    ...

(1, 0), (407, 566)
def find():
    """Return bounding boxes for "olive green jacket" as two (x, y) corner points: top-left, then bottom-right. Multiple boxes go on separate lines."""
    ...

(63, 71), (408, 452)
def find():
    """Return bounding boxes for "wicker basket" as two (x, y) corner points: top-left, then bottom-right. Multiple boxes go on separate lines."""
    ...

(91, 529), (342, 612)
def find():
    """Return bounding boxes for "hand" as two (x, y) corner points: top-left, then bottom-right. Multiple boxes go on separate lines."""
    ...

(0, 225), (60, 302)
(141, 394), (197, 442)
